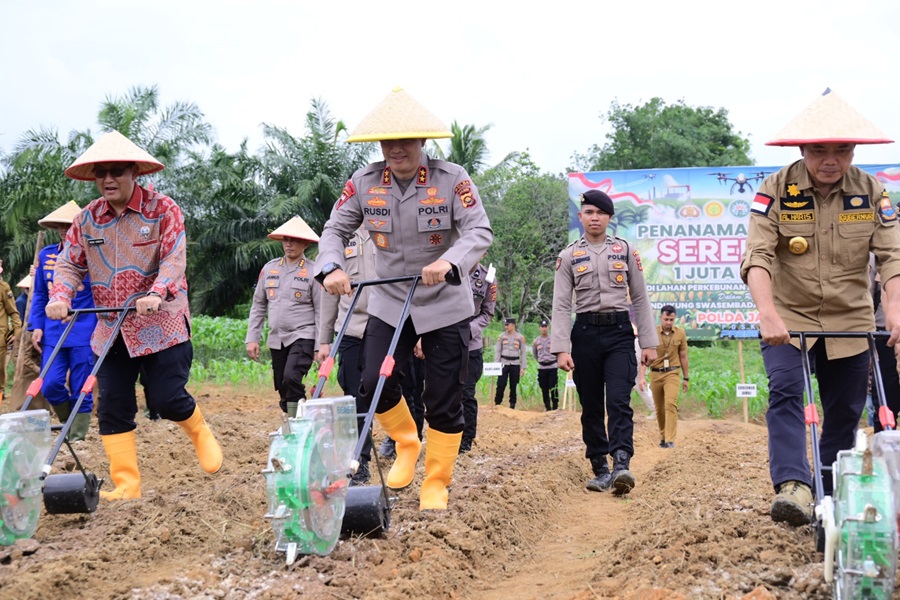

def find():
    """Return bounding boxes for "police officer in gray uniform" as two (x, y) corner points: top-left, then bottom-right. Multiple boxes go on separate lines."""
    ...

(533, 319), (559, 411)
(460, 262), (497, 453)
(551, 190), (658, 496)
(246, 216), (321, 418)
(316, 88), (493, 511)
(318, 226), (376, 483)
(494, 317), (527, 408)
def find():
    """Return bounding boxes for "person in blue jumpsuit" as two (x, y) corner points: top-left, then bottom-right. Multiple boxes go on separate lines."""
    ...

(29, 201), (97, 441)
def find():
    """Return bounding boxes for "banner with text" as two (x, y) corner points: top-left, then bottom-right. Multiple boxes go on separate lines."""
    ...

(568, 164), (900, 340)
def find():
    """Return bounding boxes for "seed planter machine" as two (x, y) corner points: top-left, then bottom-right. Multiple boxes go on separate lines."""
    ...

(0, 307), (132, 544)
(796, 331), (900, 599)
(263, 272), (460, 564)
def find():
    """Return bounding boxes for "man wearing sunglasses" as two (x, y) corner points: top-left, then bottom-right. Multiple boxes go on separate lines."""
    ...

(44, 131), (223, 501)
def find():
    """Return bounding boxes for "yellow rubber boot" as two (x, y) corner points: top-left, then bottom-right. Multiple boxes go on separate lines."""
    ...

(419, 429), (462, 511)
(99, 431), (141, 501)
(374, 400), (422, 489)
(177, 406), (223, 474)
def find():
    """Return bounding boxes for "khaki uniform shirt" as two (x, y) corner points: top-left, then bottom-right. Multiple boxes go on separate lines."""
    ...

(740, 161), (900, 359)
(468, 263), (497, 352)
(551, 235), (658, 353)
(246, 255), (321, 350)
(496, 331), (527, 367)
(649, 326), (688, 370)
(0, 280), (21, 337)
(532, 334), (556, 369)
(315, 154), (493, 334)
(319, 229), (375, 344)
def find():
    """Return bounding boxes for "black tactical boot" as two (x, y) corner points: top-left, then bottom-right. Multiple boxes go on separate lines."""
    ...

(611, 450), (636, 496)
(379, 436), (396, 459)
(586, 456), (612, 492)
(350, 458), (371, 486)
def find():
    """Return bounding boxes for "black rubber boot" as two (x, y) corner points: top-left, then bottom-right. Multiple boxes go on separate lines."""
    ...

(611, 450), (636, 496)
(459, 437), (474, 454)
(586, 456), (612, 492)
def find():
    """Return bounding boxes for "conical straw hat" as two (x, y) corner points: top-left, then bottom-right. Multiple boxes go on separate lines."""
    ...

(65, 130), (165, 181)
(38, 200), (82, 227)
(767, 89), (893, 146)
(346, 87), (453, 143)
(16, 274), (32, 288)
(268, 216), (320, 243)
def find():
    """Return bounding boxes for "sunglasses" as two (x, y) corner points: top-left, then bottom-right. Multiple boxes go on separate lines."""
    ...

(92, 164), (134, 178)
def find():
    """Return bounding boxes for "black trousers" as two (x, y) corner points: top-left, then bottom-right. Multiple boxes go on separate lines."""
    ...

(399, 355), (426, 439)
(96, 336), (196, 435)
(762, 340), (868, 495)
(537, 367), (559, 410)
(873, 334), (900, 433)
(359, 316), (469, 434)
(270, 338), (315, 413)
(337, 335), (372, 461)
(571, 322), (636, 459)
(462, 349), (483, 440)
(494, 364), (521, 407)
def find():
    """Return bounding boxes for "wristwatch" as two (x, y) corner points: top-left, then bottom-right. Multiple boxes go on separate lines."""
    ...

(321, 262), (342, 276)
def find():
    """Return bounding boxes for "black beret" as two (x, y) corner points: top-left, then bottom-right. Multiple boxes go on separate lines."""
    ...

(539, 319), (549, 327)
(580, 190), (614, 215)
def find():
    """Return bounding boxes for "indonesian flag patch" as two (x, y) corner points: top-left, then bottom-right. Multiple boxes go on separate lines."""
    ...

(751, 193), (774, 216)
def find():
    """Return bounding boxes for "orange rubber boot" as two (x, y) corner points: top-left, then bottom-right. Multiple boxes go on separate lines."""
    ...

(99, 431), (141, 500)
(374, 400), (422, 489)
(419, 429), (462, 511)
(177, 406), (223, 474)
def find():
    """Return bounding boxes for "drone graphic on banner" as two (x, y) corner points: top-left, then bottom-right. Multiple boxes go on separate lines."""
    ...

(568, 164), (900, 340)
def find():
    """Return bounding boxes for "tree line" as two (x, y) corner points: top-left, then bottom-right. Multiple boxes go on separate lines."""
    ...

(0, 85), (752, 324)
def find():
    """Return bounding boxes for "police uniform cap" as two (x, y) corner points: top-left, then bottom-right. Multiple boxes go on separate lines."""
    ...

(539, 319), (549, 327)
(504, 317), (516, 325)
(580, 190), (615, 215)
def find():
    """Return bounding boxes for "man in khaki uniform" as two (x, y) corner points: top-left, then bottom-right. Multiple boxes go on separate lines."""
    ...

(741, 90), (900, 526)
(316, 88), (493, 511)
(552, 190), (658, 496)
(318, 226), (375, 483)
(9, 273), (51, 411)
(0, 259), (23, 403)
(247, 216), (321, 418)
(645, 305), (689, 448)
(494, 317), (526, 408)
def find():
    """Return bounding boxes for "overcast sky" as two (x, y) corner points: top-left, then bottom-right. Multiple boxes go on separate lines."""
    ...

(2, 0), (898, 175)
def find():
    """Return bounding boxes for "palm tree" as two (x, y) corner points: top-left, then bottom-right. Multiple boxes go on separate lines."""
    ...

(0, 127), (95, 282)
(428, 122), (487, 175)
(97, 85), (212, 171)
(185, 98), (376, 315)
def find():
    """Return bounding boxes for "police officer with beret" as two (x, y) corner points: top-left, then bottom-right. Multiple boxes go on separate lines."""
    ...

(552, 189), (658, 495)
(316, 88), (493, 511)
(742, 90), (900, 526)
